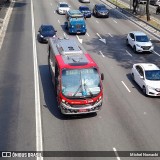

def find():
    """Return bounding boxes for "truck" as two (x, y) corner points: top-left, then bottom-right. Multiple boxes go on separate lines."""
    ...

(48, 37), (104, 115)
(65, 10), (87, 35)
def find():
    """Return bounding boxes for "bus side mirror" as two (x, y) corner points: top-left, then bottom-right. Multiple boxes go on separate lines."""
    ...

(101, 73), (104, 81)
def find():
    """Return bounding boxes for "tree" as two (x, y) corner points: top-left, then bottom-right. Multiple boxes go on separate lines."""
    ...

(133, 0), (139, 14)
(146, 0), (150, 21)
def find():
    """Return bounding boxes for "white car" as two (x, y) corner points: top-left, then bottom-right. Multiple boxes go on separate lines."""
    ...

(126, 31), (154, 53)
(131, 63), (160, 96)
(57, 2), (70, 14)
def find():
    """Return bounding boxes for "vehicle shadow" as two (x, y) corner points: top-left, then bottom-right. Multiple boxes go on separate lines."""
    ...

(39, 65), (97, 120)
(60, 24), (70, 36)
(126, 73), (160, 98)
(126, 73), (144, 95)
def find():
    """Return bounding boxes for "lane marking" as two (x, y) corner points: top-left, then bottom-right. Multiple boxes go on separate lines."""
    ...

(0, 1), (14, 50)
(76, 35), (83, 44)
(96, 20), (99, 23)
(50, 3), (52, 6)
(126, 50), (132, 57)
(31, 0), (43, 159)
(99, 51), (105, 57)
(153, 50), (160, 57)
(108, 33), (113, 37)
(113, 148), (121, 160)
(113, 19), (117, 23)
(96, 33), (101, 38)
(54, 10), (56, 14)
(58, 20), (60, 23)
(86, 32), (90, 37)
(121, 81), (131, 92)
(63, 32), (68, 39)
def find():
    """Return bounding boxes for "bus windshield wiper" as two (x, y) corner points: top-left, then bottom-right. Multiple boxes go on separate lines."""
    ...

(73, 84), (82, 97)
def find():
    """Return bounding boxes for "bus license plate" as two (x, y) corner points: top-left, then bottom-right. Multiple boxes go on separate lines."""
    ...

(79, 109), (87, 112)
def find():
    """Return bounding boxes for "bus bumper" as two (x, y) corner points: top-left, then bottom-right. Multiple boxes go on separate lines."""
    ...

(59, 99), (103, 115)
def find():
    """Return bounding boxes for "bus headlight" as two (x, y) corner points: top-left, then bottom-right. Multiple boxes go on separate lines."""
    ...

(97, 96), (102, 102)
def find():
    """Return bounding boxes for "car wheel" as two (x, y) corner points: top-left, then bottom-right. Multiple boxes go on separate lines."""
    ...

(38, 36), (42, 43)
(133, 45), (137, 53)
(142, 86), (147, 96)
(126, 39), (129, 46)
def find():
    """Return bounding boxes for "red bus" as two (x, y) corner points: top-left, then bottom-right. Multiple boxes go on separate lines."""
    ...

(48, 37), (104, 115)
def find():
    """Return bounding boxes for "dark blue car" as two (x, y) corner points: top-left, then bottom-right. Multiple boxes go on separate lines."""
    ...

(38, 25), (57, 43)
(93, 4), (109, 18)
(79, 6), (91, 18)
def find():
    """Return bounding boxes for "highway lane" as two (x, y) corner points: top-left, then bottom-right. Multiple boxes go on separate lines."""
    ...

(33, 0), (160, 160)
(0, 0), (36, 158)
(0, 0), (159, 159)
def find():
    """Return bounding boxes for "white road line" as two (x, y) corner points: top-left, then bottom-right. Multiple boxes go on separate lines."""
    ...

(121, 81), (131, 93)
(31, 0), (43, 160)
(96, 20), (99, 23)
(113, 19), (117, 23)
(153, 50), (160, 57)
(99, 51), (105, 57)
(50, 3), (52, 6)
(54, 10), (56, 14)
(108, 33), (113, 37)
(58, 20), (60, 23)
(126, 50), (132, 57)
(86, 32), (90, 37)
(0, 1), (14, 50)
(113, 148), (121, 160)
(96, 33), (101, 38)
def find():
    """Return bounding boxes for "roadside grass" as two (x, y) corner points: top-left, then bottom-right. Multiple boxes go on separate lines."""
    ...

(107, 0), (160, 30)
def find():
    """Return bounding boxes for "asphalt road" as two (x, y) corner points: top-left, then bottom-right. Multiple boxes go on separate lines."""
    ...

(0, 0), (36, 159)
(0, 0), (160, 160)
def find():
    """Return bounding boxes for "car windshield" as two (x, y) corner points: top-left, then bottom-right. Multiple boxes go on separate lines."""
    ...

(97, 5), (107, 10)
(136, 35), (149, 42)
(69, 13), (83, 18)
(70, 17), (84, 21)
(145, 70), (160, 80)
(42, 26), (54, 32)
(62, 68), (101, 98)
(60, 4), (68, 7)
(80, 7), (89, 11)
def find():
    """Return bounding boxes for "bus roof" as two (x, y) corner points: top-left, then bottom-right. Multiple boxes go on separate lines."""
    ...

(48, 37), (98, 69)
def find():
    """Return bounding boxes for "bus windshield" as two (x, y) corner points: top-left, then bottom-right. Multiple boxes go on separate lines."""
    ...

(62, 68), (101, 98)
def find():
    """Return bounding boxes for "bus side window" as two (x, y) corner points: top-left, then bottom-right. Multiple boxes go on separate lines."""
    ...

(55, 63), (59, 85)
